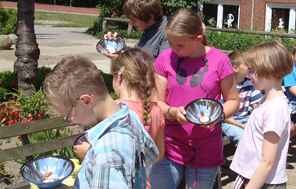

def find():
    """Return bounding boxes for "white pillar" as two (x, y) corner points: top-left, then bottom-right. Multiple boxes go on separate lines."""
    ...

(289, 7), (296, 33)
(265, 4), (272, 32)
(217, 3), (223, 28)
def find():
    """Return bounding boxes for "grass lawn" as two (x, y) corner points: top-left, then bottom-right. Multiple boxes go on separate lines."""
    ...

(34, 10), (98, 27)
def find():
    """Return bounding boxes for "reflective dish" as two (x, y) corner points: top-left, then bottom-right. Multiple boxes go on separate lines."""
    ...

(96, 36), (125, 55)
(20, 155), (74, 189)
(185, 98), (223, 125)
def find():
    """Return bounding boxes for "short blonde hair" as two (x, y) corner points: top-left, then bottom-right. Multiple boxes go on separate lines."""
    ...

(166, 8), (208, 45)
(110, 47), (155, 126)
(244, 40), (293, 80)
(228, 51), (244, 67)
(43, 56), (109, 106)
(123, 0), (163, 22)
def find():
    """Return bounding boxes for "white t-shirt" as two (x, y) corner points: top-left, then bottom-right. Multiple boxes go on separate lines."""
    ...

(230, 96), (290, 184)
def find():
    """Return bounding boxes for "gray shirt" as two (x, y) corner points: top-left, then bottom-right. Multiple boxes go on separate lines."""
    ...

(136, 16), (169, 58)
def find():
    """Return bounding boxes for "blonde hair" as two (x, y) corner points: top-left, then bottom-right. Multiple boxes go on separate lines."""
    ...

(43, 56), (109, 106)
(244, 40), (293, 80)
(228, 51), (244, 67)
(123, 0), (163, 23)
(110, 47), (156, 126)
(166, 8), (208, 45)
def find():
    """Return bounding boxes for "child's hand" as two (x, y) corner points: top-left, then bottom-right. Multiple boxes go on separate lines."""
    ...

(176, 106), (189, 125)
(73, 142), (90, 160)
(105, 53), (119, 60)
(104, 31), (118, 40)
(200, 119), (219, 129)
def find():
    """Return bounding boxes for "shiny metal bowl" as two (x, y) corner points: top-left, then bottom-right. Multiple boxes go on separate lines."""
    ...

(20, 155), (74, 189)
(74, 134), (89, 145)
(288, 102), (296, 115)
(185, 98), (223, 125)
(96, 36), (125, 55)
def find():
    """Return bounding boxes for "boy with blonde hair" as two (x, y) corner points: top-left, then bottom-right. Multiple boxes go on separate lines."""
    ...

(222, 51), (262, 146)
(105, 0), (169, 59)
(43, 56), (158, 188)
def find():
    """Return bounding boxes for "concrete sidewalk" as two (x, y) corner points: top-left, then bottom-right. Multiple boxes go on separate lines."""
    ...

(0, 27), (138, 74)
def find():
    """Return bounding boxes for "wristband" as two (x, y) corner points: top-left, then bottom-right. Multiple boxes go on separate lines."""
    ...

(166, 106), (174, 121)
(218, 112), (225, 125)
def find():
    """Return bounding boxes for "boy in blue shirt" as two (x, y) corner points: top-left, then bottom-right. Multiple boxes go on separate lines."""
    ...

(43, 56), (158, 188)
(222, 51), (263, 146)
(282, 41), (296, 137)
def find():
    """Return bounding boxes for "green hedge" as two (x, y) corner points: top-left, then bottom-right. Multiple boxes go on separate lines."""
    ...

(0, 6), (17, 35)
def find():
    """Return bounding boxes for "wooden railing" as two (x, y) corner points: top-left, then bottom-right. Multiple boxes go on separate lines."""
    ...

(0, 116), (84, 163)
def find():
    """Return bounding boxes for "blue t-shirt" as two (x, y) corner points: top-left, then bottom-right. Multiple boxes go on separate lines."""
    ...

(283, 64), (296, 102)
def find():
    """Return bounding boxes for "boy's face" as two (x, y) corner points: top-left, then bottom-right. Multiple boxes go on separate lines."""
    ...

(52, 97), (98, 127)
(234, 62), (248, 77)
(128, 16), (153, 31)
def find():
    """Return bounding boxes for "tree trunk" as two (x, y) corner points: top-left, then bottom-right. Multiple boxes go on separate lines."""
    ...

(70, 0), (74, 7)
(14, 0), (39, 96)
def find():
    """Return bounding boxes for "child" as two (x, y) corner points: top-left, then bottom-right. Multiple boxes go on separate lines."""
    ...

(43, 56), (159, 188)
(222, 51), (263, 146)
(105, 0), (169, 59)
(230, 40), (293, 189)
(74, 48), (165, 163)
(149, 8), (240, 189)
(111, 47), (165, 162)
(282, 41), (296, 137)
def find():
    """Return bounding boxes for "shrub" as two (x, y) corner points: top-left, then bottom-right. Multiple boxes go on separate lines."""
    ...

(0, 71), (17, 102)
(0, 6), (17, 35)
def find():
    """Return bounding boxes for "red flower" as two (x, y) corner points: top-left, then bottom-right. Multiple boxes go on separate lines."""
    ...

(0, 82), (2, 85)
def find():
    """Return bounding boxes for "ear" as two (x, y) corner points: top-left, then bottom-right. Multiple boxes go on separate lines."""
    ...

(118, 74), (123, 84)
(149, 14), (154, 22)
(233, 65), (239, 72)
(80, 94), (93, 106)
(195, 35), (203, 43)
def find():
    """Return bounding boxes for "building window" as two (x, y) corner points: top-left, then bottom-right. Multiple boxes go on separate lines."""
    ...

(266, 4), (296, 33)
(203, 1), (240, 29)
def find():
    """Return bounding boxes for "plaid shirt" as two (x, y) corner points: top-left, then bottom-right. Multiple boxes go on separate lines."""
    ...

(74, 103), (158, 189)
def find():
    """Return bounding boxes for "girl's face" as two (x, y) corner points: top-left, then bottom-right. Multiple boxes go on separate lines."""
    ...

(167, 30), (200, 58)
(247, 68), (268, 91)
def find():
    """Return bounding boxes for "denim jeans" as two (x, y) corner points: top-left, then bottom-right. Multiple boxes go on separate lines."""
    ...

(221, 116), (249, 146)
(149, 157), (219, 189)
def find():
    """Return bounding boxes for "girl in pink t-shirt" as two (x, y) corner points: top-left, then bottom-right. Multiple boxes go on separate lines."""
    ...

(149, 8), (240, 189)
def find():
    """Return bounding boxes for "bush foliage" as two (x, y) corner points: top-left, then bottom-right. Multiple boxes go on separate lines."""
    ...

(0, 6), (17, 35)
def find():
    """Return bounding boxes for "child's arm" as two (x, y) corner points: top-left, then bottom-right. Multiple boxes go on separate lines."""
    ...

(154, 129), (164, 161)
(73, 142), (90, 160)
(224, 117), (246, 129)
(245, 131), (280, 189)
(220, 74), (240, 119)
(155, 73), (188, 125)
(287, 86), (296, 97)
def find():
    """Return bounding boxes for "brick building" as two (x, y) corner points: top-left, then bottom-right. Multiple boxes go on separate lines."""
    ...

(201, 0), (296, 32)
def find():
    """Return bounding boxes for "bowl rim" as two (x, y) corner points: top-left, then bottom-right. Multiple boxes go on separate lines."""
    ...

(96, 36), (125, 55)
(20, 155), (75, 184)
(185, 98), (223, 125)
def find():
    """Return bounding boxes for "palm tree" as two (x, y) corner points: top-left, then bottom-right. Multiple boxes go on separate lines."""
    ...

(14, 0), (39, 97)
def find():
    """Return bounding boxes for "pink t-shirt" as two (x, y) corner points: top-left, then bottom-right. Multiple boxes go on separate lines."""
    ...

(230, 96), (290, 184)
(154, 47), (233, 168)
(115, 99), (165, 141)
